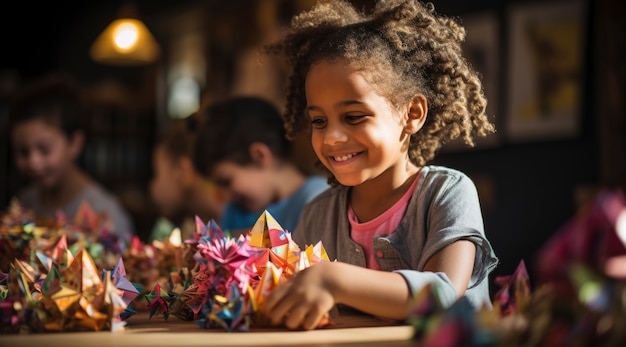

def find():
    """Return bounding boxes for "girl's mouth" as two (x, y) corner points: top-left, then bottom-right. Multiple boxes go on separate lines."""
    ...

(331, 152), (361, 163)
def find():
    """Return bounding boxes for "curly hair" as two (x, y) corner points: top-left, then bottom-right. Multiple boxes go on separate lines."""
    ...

(265, 0), (494, 169)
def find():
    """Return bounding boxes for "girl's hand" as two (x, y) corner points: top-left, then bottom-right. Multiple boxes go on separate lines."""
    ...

(261, 262), (338, 330)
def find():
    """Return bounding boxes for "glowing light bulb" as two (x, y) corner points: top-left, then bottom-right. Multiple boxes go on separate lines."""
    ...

(113, 22), (139, 51)
(90, 15), (161, 65)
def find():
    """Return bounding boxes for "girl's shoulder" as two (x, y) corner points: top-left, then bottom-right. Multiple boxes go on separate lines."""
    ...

(419, 165), (475, 186)
(80, 183), (125, 211)
(421, 165), (470, 179)
(415, 165), (479, 199)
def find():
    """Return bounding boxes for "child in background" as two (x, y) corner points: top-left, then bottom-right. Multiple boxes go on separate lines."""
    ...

(192, 96), (330, 236)
(261, 0), (499, 330)
(149, 120), (225, 241)
(8, 72), (134, 245)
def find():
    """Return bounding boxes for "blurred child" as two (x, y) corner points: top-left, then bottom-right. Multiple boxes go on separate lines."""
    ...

(149, 120), (225, 241)
(261, 0), (499, 330)
(8, 72), (134, 244)
(192, 96), (330, 236)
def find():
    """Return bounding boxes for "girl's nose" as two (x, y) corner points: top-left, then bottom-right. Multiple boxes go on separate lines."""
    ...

(26, 151), (44, 170)
(323, 122), (348, 146)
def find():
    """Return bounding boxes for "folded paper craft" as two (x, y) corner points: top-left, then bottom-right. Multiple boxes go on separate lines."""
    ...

(150, 210), (334, 331)
(1, 241), (140, 332)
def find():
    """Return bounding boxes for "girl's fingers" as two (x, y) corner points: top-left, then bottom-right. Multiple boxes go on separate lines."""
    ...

(302, 306), (324, 331)
(266, 290), (295, 326)
(262, 281), (289, 313)
(284, 302), (308, 330)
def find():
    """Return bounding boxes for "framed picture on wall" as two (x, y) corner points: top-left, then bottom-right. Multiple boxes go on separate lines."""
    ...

(505, 0), (586, 143)
(441, 10), (500, 152)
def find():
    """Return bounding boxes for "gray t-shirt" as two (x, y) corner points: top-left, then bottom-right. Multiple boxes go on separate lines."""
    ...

(17, 183), (135, 244)
(294, 165), (499, 310)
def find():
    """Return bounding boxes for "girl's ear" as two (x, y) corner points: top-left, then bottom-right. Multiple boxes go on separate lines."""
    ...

(68, 130), (85, 160)
(248, 142), (273, 168)
(404, 94), (428, 135)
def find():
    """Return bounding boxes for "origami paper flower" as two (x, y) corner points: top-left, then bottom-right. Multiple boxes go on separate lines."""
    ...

(197, 235), (253, 274)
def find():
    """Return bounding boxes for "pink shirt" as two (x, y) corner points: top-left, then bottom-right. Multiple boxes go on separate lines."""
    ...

(348, 173), (420, 270)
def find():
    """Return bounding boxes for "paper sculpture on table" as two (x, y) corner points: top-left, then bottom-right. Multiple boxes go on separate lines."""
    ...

(145, 282), (172, 319)
(0, 272), (8, 300)
(147, 211), (336, 331)
(409, 281), (504, 347)
(249, 210), (284, 249)
(74, 201), (100, 231)
(173, 220), (255, 330)
(166, 266), (195, 321)
(121, 236), (159, 293)
(246, 211), (334, 328)
(36, 234), (74, 272)
(536, 189), (626, 284)
(1, 199), (53, 273)
(248, 211), (303, 277)
(107, 257), (141, 320)
(492, 260), (531, 317)
(0, 270), (21, 332)
(6, 247), (140, 332)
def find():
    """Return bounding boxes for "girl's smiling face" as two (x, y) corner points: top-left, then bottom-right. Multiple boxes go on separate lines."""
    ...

(11, 119), (82, 190)
(305, 59), (416, 188)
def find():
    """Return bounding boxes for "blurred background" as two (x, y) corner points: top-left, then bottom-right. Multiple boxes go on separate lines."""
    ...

(0, 0), (623, 281)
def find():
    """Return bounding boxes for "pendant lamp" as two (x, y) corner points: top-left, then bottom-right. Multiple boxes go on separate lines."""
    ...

(90, 4), (161, 66)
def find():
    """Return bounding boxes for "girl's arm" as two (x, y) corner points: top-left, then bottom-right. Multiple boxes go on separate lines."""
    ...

(262, 239), (476, 330)
(422, 239), (475, 297)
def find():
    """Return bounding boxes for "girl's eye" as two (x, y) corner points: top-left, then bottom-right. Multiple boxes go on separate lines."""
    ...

(38, 145), (52, 156)
(345, 114), (365, 124)
(311, 118), (327, 128)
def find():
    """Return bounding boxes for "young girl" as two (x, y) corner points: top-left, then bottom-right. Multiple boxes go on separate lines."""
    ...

(9, 72), (134, 245)
(149, 120), (225, 241)
(261, 0), (499, 330)
(192, 96), (330, 236)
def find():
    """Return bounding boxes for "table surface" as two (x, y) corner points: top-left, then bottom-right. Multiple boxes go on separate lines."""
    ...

(0, 311), (417, 347)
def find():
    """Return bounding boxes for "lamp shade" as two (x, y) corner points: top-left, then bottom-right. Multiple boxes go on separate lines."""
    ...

(90, 18), (161, 66)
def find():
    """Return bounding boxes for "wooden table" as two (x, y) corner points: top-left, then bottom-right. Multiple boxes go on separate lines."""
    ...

(0, 311), (416, 347)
